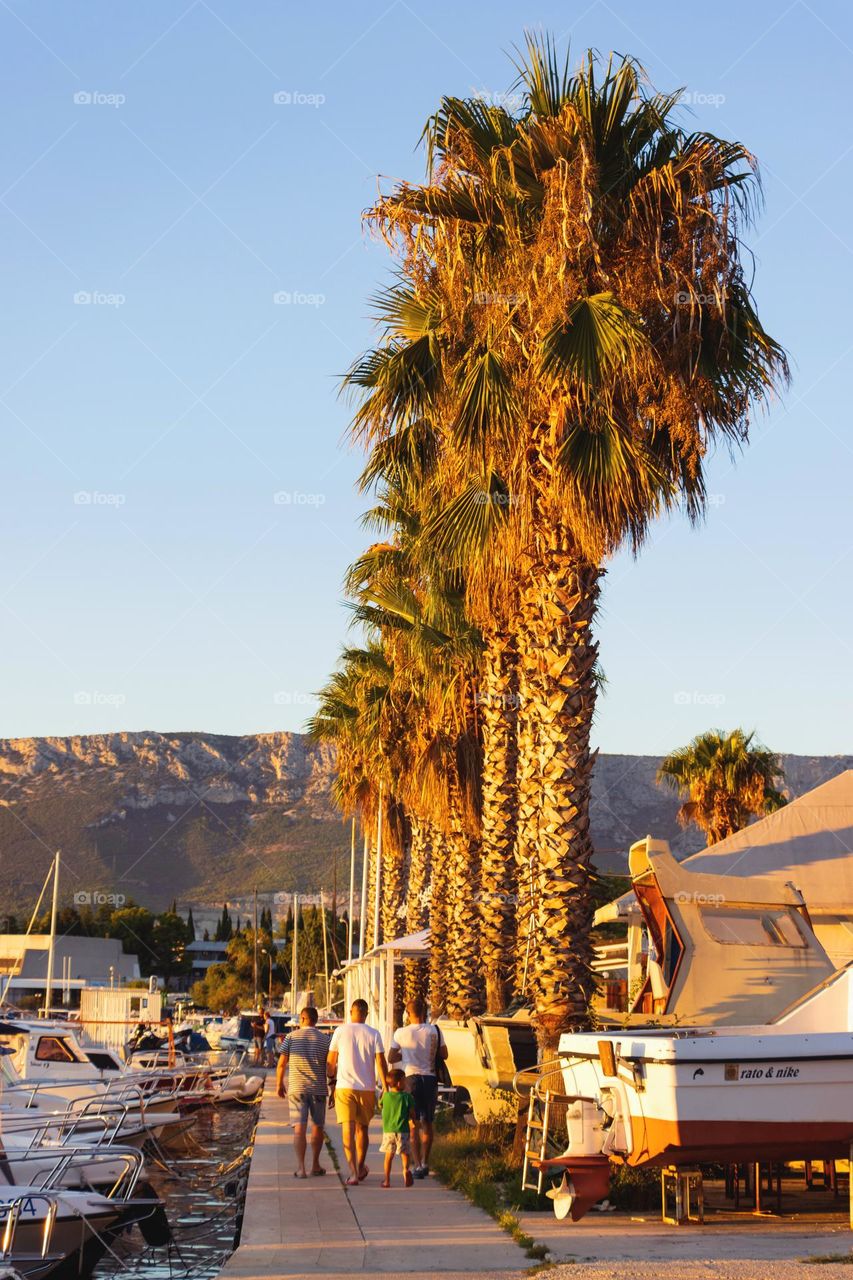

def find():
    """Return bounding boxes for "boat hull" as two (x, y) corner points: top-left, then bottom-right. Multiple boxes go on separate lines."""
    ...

(560, 1030), (853, 1168)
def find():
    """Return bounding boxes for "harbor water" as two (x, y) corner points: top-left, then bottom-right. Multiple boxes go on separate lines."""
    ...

(93, 1101), (258, 1280)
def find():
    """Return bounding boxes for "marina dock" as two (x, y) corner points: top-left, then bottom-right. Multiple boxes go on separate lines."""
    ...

(220, 1088), (527, 1278)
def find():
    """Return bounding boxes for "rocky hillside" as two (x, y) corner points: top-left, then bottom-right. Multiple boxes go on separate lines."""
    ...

(0, 732), (849, 912)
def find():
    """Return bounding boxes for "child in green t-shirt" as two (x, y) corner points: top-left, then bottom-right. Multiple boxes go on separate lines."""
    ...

(380, 1068), (415, 1187)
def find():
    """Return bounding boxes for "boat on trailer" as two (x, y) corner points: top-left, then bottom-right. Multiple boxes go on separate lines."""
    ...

(518, 837), (853, 1221)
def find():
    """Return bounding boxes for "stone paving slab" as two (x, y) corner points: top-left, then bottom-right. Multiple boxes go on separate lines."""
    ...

(220, 1088), (526, 1277)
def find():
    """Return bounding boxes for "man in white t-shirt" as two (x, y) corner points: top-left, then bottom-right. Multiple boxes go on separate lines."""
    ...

(388, 997), (448, 1178)
(327, 999), (387, 1186)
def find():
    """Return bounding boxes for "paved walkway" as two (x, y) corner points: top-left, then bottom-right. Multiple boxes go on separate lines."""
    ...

(219, 1087), (527, 1278)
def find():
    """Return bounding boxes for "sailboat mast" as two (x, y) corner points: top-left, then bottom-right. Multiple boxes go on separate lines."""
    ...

(42, 851), (60, 1019)
(347, 817), (356, 964)
(373, 781), (383, 951)
(358, 831), (368, 960)
(290, 892), (299, 1016)
(252, 886), (259, 1006)
(320, 887), (330, 1012)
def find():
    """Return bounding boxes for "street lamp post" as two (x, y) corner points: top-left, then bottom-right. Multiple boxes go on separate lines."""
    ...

(260, 948), (273, 1006)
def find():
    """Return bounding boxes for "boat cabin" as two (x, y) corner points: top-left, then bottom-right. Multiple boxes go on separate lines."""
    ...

(608, 838), (835, 1026)
(0, 1019), (124, 1080)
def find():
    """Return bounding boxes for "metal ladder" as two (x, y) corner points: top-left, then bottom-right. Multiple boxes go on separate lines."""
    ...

(521, 1086), (553, 1194)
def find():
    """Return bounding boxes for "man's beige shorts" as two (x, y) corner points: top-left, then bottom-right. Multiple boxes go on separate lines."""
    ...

(334, 1088), (376, 1126)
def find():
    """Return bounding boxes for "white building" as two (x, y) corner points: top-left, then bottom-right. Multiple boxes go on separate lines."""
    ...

(0, 934), (140, 1005)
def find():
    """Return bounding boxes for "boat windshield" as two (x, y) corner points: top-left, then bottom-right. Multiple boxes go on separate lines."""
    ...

(632, 881), (684, 1014)
(699, 906), (807, 948)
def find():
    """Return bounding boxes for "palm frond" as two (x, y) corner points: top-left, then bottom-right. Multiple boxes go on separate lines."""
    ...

(540, 292), (650, 387)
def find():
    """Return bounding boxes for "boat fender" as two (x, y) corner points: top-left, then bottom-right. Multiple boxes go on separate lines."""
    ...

(240, 1076), (263, 1099)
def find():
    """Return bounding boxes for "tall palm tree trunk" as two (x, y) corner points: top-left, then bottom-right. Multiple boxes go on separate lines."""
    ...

(478, 631), (520, 1013)
(428, 836), (449, 1014)
(405, 815), (433, 1003)
(380, 798), (407, 946)
(364, 837), (377, 952)
(515, 542), (601, 1055)
(445, 778), (484, 1020)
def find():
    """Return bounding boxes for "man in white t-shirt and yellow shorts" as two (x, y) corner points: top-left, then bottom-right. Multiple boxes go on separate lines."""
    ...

(327, 999), (388, 1186)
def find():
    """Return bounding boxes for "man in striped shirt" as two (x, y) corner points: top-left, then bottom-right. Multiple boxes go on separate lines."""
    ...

(276, 1007), (330, 1178)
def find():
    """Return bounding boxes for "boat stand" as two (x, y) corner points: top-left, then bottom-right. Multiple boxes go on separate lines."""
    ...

(661, 1166), (704, 1225)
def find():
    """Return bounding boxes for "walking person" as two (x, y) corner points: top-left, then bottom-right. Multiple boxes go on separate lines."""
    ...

(276, 1006), (329, 1178)
(380, 1069), (414, 1187)
(327, 999), (387, 1187)
(388, 997), (447, 1178)
(250, 1005), (267, 1065)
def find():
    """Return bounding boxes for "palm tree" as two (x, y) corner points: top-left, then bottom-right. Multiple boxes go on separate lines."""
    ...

(345, 38), (787, 1051)
(346, 484), (486, 1018)
(657, 728), (787, 844)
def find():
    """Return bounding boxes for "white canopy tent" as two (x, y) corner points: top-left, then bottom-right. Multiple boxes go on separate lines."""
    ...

(338, 929), (429, 1050)
(597, 769), (853, 969)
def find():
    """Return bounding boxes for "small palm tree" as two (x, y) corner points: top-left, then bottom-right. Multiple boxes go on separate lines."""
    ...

(657, 728), (787, 844)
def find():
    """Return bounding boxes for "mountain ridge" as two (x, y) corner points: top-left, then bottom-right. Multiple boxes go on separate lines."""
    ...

(0, 731), (849, 913)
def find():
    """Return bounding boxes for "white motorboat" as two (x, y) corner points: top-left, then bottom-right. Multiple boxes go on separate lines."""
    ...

(0, 1186), (123, 1279)
(518, 838), (853, 1221)
(0, 1021), (261, 1113)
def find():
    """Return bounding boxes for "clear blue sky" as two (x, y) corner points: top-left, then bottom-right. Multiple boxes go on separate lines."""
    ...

(1, 0), (851, 755)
